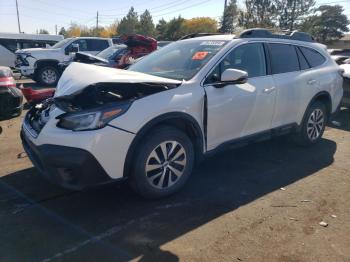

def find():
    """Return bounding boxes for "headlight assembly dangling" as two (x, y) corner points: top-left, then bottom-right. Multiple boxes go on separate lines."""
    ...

(56, 104), (130, 131)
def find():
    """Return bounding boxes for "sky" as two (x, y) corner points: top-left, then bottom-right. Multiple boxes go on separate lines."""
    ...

(0, 0), (349, 35)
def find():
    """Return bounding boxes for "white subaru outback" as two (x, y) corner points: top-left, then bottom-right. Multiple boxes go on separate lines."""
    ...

(21, 29), (343, 198)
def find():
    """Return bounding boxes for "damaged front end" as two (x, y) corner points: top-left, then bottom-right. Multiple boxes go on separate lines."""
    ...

(54, 81), (178, 131)
(24, 63), (183, 133)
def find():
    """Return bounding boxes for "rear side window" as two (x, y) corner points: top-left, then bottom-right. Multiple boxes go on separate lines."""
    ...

(296, 47), (310, 70)
(299, 46), (325, 68)
(87, 39), (109, 51)
(0, 39), (18, 52)
(269, 43), (299, 74)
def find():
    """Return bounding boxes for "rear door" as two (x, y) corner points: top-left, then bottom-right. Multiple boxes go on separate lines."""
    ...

(204, 42), (277, 150)
(268, 43), (313, 128)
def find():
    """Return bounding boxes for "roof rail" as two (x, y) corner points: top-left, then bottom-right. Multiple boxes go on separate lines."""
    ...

(179, 32), (223, 40)
(238, 28), (315, 42)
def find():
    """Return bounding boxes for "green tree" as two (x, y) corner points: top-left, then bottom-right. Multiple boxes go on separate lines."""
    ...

(300, 5), (349, 43)
(238, 0), (277, 29)
(156, 18), (168, 40)
(138, 9), (155, 36)
(117, 7), (139, 35)
(219, 0), (239, 33)
(163, 16), (186, 40)
(275, 0), (315, 31)
(58, 27), (67, 37)
(39, 29), (49, 34)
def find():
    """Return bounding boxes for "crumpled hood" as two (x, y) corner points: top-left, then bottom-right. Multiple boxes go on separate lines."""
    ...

(74, 51), (108, 64)
(55, 62), (182, 97)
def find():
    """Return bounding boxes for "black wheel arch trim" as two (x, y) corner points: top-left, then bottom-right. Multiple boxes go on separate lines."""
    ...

(35, 59), (60, 70)
(299, 91), (332, 129)
(123, 112), (205, 178)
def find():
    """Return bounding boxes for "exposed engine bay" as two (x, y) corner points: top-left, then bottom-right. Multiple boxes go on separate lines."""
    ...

(54, 82), (179, 112)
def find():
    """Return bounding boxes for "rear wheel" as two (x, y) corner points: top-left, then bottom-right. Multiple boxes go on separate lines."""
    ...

(129, 126), (194, 199)
(37, 65), (59, 86)
(294, 101), (327, 146)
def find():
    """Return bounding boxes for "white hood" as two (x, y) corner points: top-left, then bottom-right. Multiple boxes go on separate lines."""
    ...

(55, 62), (182, 97)
(340, 64), (350, 79)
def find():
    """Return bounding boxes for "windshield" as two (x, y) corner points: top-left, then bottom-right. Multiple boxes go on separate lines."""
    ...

(97, 45), (126, 60)
(128, 40), (228, 80)
(51, 38), (71, 49)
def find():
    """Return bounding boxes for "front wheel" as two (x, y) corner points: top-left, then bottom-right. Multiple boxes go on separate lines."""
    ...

(293, 101), (327, 146)
(129, 126), (195, 199)
(37, 66), (59, 86)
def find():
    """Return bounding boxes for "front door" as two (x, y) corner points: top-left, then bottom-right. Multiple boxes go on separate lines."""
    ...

(203, 42), (277, 150)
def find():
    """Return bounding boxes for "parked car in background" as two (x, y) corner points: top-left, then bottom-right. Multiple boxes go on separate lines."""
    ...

(329, 48), (350, 57)
(157, 41), (172, 48)
(339, 63), (350, 107)
(59, 34), (157, 71)
(59, 44), (127, 71)
(0, 66), (23, 118)
(0, 33), (63, 68)
(15, 37), (113, 86)
(21, 29), (343, 199)
(332, 55), (349, 65)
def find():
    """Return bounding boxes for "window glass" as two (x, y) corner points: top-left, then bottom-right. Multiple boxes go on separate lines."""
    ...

(299, 46), (325, 68)
(205, 43), (266, 84)
(0, 39), (18, 52)
(70, 39), (88, 52)
(296, 46), (310, 70)
(269, 43), (299, 74)
(87, 39), (109, 51)
(129, 40), (228, 81)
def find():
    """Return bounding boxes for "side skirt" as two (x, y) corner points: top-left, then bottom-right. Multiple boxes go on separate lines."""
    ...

(204, 123), (298, 157)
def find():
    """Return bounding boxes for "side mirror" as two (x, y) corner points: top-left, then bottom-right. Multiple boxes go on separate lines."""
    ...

(221, 68), (248, 84)
(70, 43), (79, 54)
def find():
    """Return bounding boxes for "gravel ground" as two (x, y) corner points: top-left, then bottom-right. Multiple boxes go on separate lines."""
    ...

(0, 109), (349, 262)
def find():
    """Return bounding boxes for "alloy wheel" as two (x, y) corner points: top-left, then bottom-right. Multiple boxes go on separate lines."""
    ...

(41, 69), (57, 85)
(145, 140), (187, 189)
(307, 108), (324, 141)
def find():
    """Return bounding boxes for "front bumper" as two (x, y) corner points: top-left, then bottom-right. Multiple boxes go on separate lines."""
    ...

(21, 129), (113, 189)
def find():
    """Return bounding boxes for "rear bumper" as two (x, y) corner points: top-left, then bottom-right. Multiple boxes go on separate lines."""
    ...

(21, 130), (113, 189)
(0, 87), (23, 116)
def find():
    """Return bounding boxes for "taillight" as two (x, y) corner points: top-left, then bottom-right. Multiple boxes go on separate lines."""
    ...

(0, 77), (16, 88)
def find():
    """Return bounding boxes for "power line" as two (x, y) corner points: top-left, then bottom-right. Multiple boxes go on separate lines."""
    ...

(153, 0), (214, 18)
(99, 0), (190, 17)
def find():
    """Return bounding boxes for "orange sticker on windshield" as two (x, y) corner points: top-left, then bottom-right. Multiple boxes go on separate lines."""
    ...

(192, 51), (208, 60)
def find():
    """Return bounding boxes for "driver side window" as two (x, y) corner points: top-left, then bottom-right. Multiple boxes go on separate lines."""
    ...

(66, 39), (88, 53)
(205, 43), (267, 84)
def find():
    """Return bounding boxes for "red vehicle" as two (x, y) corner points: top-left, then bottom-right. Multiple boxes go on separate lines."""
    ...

(116, 34), (157, 68)
(20, 86), (55, 105)
(0, 66), (23, 118)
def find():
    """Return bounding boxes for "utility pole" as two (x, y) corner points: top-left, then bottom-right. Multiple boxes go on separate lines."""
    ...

(222, 0), (228, 32)
(96, 11), (99, 36)
(15, 0), (21, 33)
(55, 25), (58, 35)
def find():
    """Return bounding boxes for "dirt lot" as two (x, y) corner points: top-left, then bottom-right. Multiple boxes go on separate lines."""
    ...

(0, 108), (350, 262)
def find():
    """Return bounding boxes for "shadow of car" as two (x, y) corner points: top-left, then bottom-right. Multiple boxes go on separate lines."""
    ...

(0, 137), (336, 261)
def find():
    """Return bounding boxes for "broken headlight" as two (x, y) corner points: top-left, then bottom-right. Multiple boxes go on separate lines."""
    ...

(56, 103), (130, 131)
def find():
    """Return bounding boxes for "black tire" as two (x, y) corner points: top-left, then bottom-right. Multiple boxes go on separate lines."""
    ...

(129, 126), (195, 199)
(37, 65), (59, 86)
(293, 101), (327, 146)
